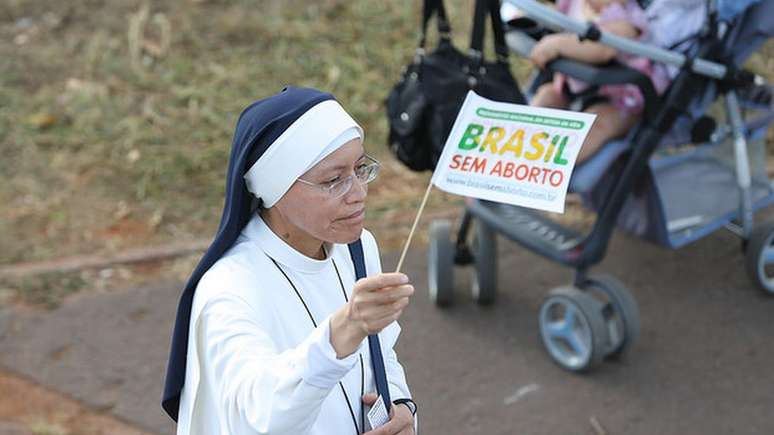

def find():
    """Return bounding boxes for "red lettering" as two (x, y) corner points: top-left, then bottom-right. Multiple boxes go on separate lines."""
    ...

(489, 160), (503, 176)
(460, 156), (473, 172)
(449, 154), (462, 170)
(541, 168), (552, 184)
(503, 162), (515, 178)
(485, 161), (563, 187)
(528, 167), (541, 183)
(471, 157), (487, 174)
(514, 164), (529, 180)
(549, 170), (563, 187)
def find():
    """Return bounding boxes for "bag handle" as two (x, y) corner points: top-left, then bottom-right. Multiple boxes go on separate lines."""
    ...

(348, 239), (392, 413)
(469, 0), (510, 64)
(488, 0), (510, 62)
(419, 0), (452, 49)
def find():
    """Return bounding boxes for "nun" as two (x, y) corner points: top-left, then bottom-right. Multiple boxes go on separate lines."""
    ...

(162, 87), (418, 434)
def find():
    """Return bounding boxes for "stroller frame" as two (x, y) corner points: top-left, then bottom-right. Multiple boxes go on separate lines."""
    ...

(428, 0), (774, 371)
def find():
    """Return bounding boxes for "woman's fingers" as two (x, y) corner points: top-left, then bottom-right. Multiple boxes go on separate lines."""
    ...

(357, 294), (410, 319)
(357, 307), (404, 334)
(358, 284), (414, 305)
(360, 311), (402, 335)
(362, 393), (379, 406)
(348, 273), (414, 336)
(363, 419), (402, 435)
(357, 297), (408, 319)
(355, 273), (409, 293)
(362, 398), (414, 435)
(351, 282), (413, 319)
(350, 289), (411, 321)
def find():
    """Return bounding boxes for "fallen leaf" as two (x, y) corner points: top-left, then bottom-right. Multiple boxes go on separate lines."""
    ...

(27, 112), (57, 129)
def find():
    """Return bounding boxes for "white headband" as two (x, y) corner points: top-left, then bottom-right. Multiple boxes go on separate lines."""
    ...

(243, 100), (363, 208)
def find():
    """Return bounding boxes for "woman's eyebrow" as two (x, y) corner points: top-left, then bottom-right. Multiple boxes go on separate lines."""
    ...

(324, 153), (367, 172)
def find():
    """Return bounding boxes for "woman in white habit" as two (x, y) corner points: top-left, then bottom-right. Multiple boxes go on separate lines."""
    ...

(162, 87), (418, 434)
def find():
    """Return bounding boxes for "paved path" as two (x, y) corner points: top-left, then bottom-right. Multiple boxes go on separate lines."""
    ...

(1, 227), (773, 434)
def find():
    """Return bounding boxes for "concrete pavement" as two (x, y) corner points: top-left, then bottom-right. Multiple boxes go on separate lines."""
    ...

(1, 227), (773, 434)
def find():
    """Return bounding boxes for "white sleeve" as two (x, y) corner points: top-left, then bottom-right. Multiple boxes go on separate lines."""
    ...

(197, 293), (359, 435)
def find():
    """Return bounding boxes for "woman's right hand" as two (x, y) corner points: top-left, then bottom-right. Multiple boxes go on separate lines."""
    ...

(330, 272), (414, 358)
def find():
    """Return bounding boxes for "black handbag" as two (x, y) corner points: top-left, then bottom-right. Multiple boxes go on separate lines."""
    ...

(385, 0), (526, 171)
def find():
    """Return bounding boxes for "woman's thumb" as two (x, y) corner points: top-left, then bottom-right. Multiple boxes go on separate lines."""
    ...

(362, 393), (379, 405)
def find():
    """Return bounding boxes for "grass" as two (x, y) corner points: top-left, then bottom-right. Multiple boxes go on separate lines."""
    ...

(1, 271), (85, 309)
(0, 0), (491, 266)
(0, 0), (772, 307)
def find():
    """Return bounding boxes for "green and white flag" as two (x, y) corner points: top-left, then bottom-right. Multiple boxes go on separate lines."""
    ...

(431, 91), (596, 213)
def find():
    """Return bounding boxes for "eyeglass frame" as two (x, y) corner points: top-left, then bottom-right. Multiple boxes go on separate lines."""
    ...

(295, 154), (380, 199)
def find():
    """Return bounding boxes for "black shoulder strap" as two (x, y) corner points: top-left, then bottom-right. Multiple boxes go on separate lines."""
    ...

(470, 0), (510, 62)
(348, 239), (367, 281)
(348, 239), (392, 412)
(420, 0), (452, 48)
(489, 0), (510, 62)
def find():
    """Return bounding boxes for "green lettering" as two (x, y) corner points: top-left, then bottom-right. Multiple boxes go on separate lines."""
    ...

(544, 134), (558, 163)
(553, 136), (569, 165)
(458, 123), (484, 150)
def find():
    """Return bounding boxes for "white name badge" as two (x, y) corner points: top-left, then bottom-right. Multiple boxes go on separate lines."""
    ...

(367, 395), (390, 429)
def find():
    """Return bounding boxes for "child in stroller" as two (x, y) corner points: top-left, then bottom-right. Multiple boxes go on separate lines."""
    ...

(527, 0), (670, 162)
(428, 0), (774, 372)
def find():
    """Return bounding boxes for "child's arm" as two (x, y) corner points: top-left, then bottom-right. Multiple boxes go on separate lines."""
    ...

(529, 20), (639, 68)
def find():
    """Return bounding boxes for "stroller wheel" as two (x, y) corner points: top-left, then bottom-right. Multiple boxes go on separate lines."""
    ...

(581, 276), (640, 358)
(745, 221), (774, 295)
(471, 220), (497, 305)
(428, 220), (455, 306)
(539, 286), (608, 372)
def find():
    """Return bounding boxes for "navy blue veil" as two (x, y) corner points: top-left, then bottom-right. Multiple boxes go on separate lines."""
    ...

(162, 87), (335, 421)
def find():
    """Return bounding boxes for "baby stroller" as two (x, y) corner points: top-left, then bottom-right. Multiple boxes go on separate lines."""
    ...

(427, 0), (774, 371)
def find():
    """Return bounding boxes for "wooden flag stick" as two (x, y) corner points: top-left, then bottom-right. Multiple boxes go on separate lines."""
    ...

(395, 177), (434, 273)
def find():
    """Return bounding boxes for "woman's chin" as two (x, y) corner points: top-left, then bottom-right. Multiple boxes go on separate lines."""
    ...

(330, 223), (364, 244)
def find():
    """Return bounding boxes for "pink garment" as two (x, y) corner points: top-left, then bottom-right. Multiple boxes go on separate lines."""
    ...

(553, 0), (671, 115)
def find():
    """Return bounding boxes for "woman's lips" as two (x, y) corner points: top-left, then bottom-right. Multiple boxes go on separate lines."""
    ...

(339, 209), (365, 221)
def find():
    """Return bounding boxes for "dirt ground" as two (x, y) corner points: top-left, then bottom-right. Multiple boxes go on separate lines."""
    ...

(0, 368), (151, 435)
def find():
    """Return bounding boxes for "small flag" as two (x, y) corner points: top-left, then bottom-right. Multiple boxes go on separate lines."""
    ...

(431, 91), (596, 213)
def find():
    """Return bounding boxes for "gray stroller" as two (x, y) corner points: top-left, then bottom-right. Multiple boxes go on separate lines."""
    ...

(427, 0), (774, 371)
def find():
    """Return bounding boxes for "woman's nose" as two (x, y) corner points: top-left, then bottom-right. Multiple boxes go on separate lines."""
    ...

(345, 176), (367, 202)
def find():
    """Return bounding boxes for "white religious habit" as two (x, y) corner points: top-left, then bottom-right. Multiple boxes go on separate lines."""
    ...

(175, 213), (415, 434)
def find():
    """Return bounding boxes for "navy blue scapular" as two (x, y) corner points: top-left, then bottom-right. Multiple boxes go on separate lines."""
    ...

(348, 239), (391, 412)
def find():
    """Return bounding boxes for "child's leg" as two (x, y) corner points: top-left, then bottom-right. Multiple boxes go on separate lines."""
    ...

(530, 82), (567, 109)
(577, 103), (640, 163)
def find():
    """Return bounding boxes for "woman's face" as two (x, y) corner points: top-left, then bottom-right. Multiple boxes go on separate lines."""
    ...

(271, 138), (368, 247)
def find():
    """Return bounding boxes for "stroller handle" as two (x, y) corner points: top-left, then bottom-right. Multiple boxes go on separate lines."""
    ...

(504, 0), (728, 80)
